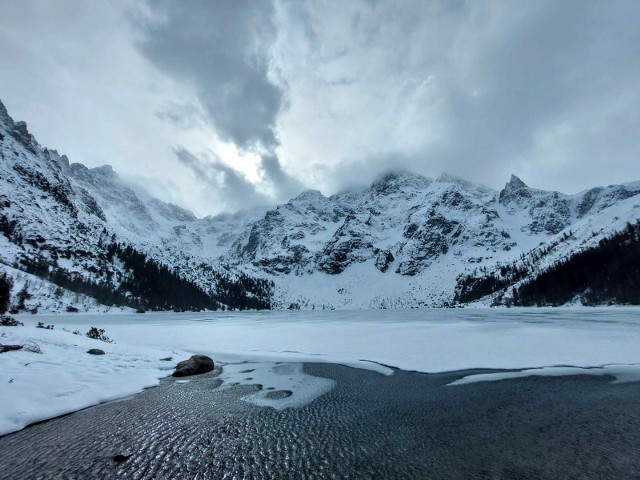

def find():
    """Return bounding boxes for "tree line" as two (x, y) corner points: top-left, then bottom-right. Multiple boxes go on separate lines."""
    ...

(15, 241), (273, 311)
(454, 222), (640, 306)
(512, 221), (640, 306)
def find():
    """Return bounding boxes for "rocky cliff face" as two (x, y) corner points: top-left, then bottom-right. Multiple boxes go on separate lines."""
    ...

(221, 171), (640, 308)
(225, 172), (563, 276)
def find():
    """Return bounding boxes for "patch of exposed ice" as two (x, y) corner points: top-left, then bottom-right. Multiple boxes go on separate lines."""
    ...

(447, 364), (640, 386)
(217, 362), (335, 410)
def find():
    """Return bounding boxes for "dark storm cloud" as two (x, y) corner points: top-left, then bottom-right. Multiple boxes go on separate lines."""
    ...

(174, 146), (269, 209)
(138, 0), (283, 151)
(137, 0), (306, 207)
(259, 153), (305, 200)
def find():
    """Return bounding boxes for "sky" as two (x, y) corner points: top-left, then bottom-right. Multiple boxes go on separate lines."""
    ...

(1, 0), (639, 217)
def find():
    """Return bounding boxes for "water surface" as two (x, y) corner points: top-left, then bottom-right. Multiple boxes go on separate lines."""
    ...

(1, 363), (640, 479)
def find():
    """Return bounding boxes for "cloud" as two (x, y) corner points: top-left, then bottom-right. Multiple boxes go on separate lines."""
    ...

(258, 153), (305, 200)
(138, 0), (304, 209)
(137, 0), (284, 151)
(174, 146), (269, 211)
(2, 0), (640, 218)
(273, 0), (640, 194)
(154, 102), (206, 131)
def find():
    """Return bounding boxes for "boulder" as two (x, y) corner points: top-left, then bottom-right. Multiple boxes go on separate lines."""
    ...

(87, 348), (105, 355)
(0, 344), (23, 353)
(173, 355), (214, 377)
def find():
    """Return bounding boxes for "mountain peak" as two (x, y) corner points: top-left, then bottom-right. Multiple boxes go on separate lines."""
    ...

(436, 173), (465, 184)
(371, 169), (430, 194)
(291, 189), (326, 203)
(506, 174), (527, 189)
(0, 99), (9, 123)
(91, 165), (119, 180)
(498, 174), (531, 205)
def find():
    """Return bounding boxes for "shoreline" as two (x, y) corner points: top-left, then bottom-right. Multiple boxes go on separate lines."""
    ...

(4, 308), (640, 442)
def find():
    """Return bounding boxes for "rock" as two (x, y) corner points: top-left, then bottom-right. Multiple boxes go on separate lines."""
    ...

(172, 355), (214, 377)
(112, 454), (132, 463)
(0, 344), (23, 353)
(87, 348), (105, 355)
(160, 356), (173, 361)
(374, 250), (394, 272)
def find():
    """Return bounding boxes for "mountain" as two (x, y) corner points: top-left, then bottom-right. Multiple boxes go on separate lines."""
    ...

(1, 100), (639, 311)
(222, 171), (640, 308)
(0, 100), (272, 313)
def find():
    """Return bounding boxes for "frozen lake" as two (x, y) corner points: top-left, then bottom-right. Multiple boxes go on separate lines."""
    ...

(3, 307), (640, 436)
(3, 308), (640, 477)
(30, 307), (640, 373)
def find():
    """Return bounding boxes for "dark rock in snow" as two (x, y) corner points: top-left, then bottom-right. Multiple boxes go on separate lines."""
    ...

(87, 348), (105, 355)
(374, 250), (394, 272)
(0, 344), (23, 353)
(173, 355), (215, 377)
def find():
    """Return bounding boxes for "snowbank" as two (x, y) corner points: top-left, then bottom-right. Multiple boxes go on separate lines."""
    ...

(0, 322), (183, 436)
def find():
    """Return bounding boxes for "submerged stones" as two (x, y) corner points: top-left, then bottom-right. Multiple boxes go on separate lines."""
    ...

(112, 454), (132, 463)
(172, 355), (215, 377)
(87, 348), (105, 355)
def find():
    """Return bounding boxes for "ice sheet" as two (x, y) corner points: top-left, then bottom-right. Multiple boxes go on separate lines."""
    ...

(447, 364), (640, 386)
(30, 308), (640, 374)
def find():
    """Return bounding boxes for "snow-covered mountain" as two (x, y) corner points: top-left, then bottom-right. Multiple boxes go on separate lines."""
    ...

(221, 170), (640, 308)
(1, 99), (639, 311)
(0, 100), (272, 313)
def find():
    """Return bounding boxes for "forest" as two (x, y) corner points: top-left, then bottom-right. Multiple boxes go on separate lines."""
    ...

(513, 221), (640, 306)
(454, 221), (640, 306)
(11, 240), (273, 312)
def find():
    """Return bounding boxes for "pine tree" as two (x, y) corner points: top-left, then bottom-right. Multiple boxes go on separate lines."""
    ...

(0, 273), (12, 314)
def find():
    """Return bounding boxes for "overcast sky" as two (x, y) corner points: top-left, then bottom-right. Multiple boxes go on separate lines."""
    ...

(1, 1), (639, 216)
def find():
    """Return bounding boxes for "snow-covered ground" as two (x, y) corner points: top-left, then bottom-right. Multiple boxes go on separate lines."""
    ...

(3, 308), (640, 436)
(0, 322), (185, 436)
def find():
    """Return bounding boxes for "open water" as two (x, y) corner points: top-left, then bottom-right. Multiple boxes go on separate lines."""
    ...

(1, 362), (640, 479)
